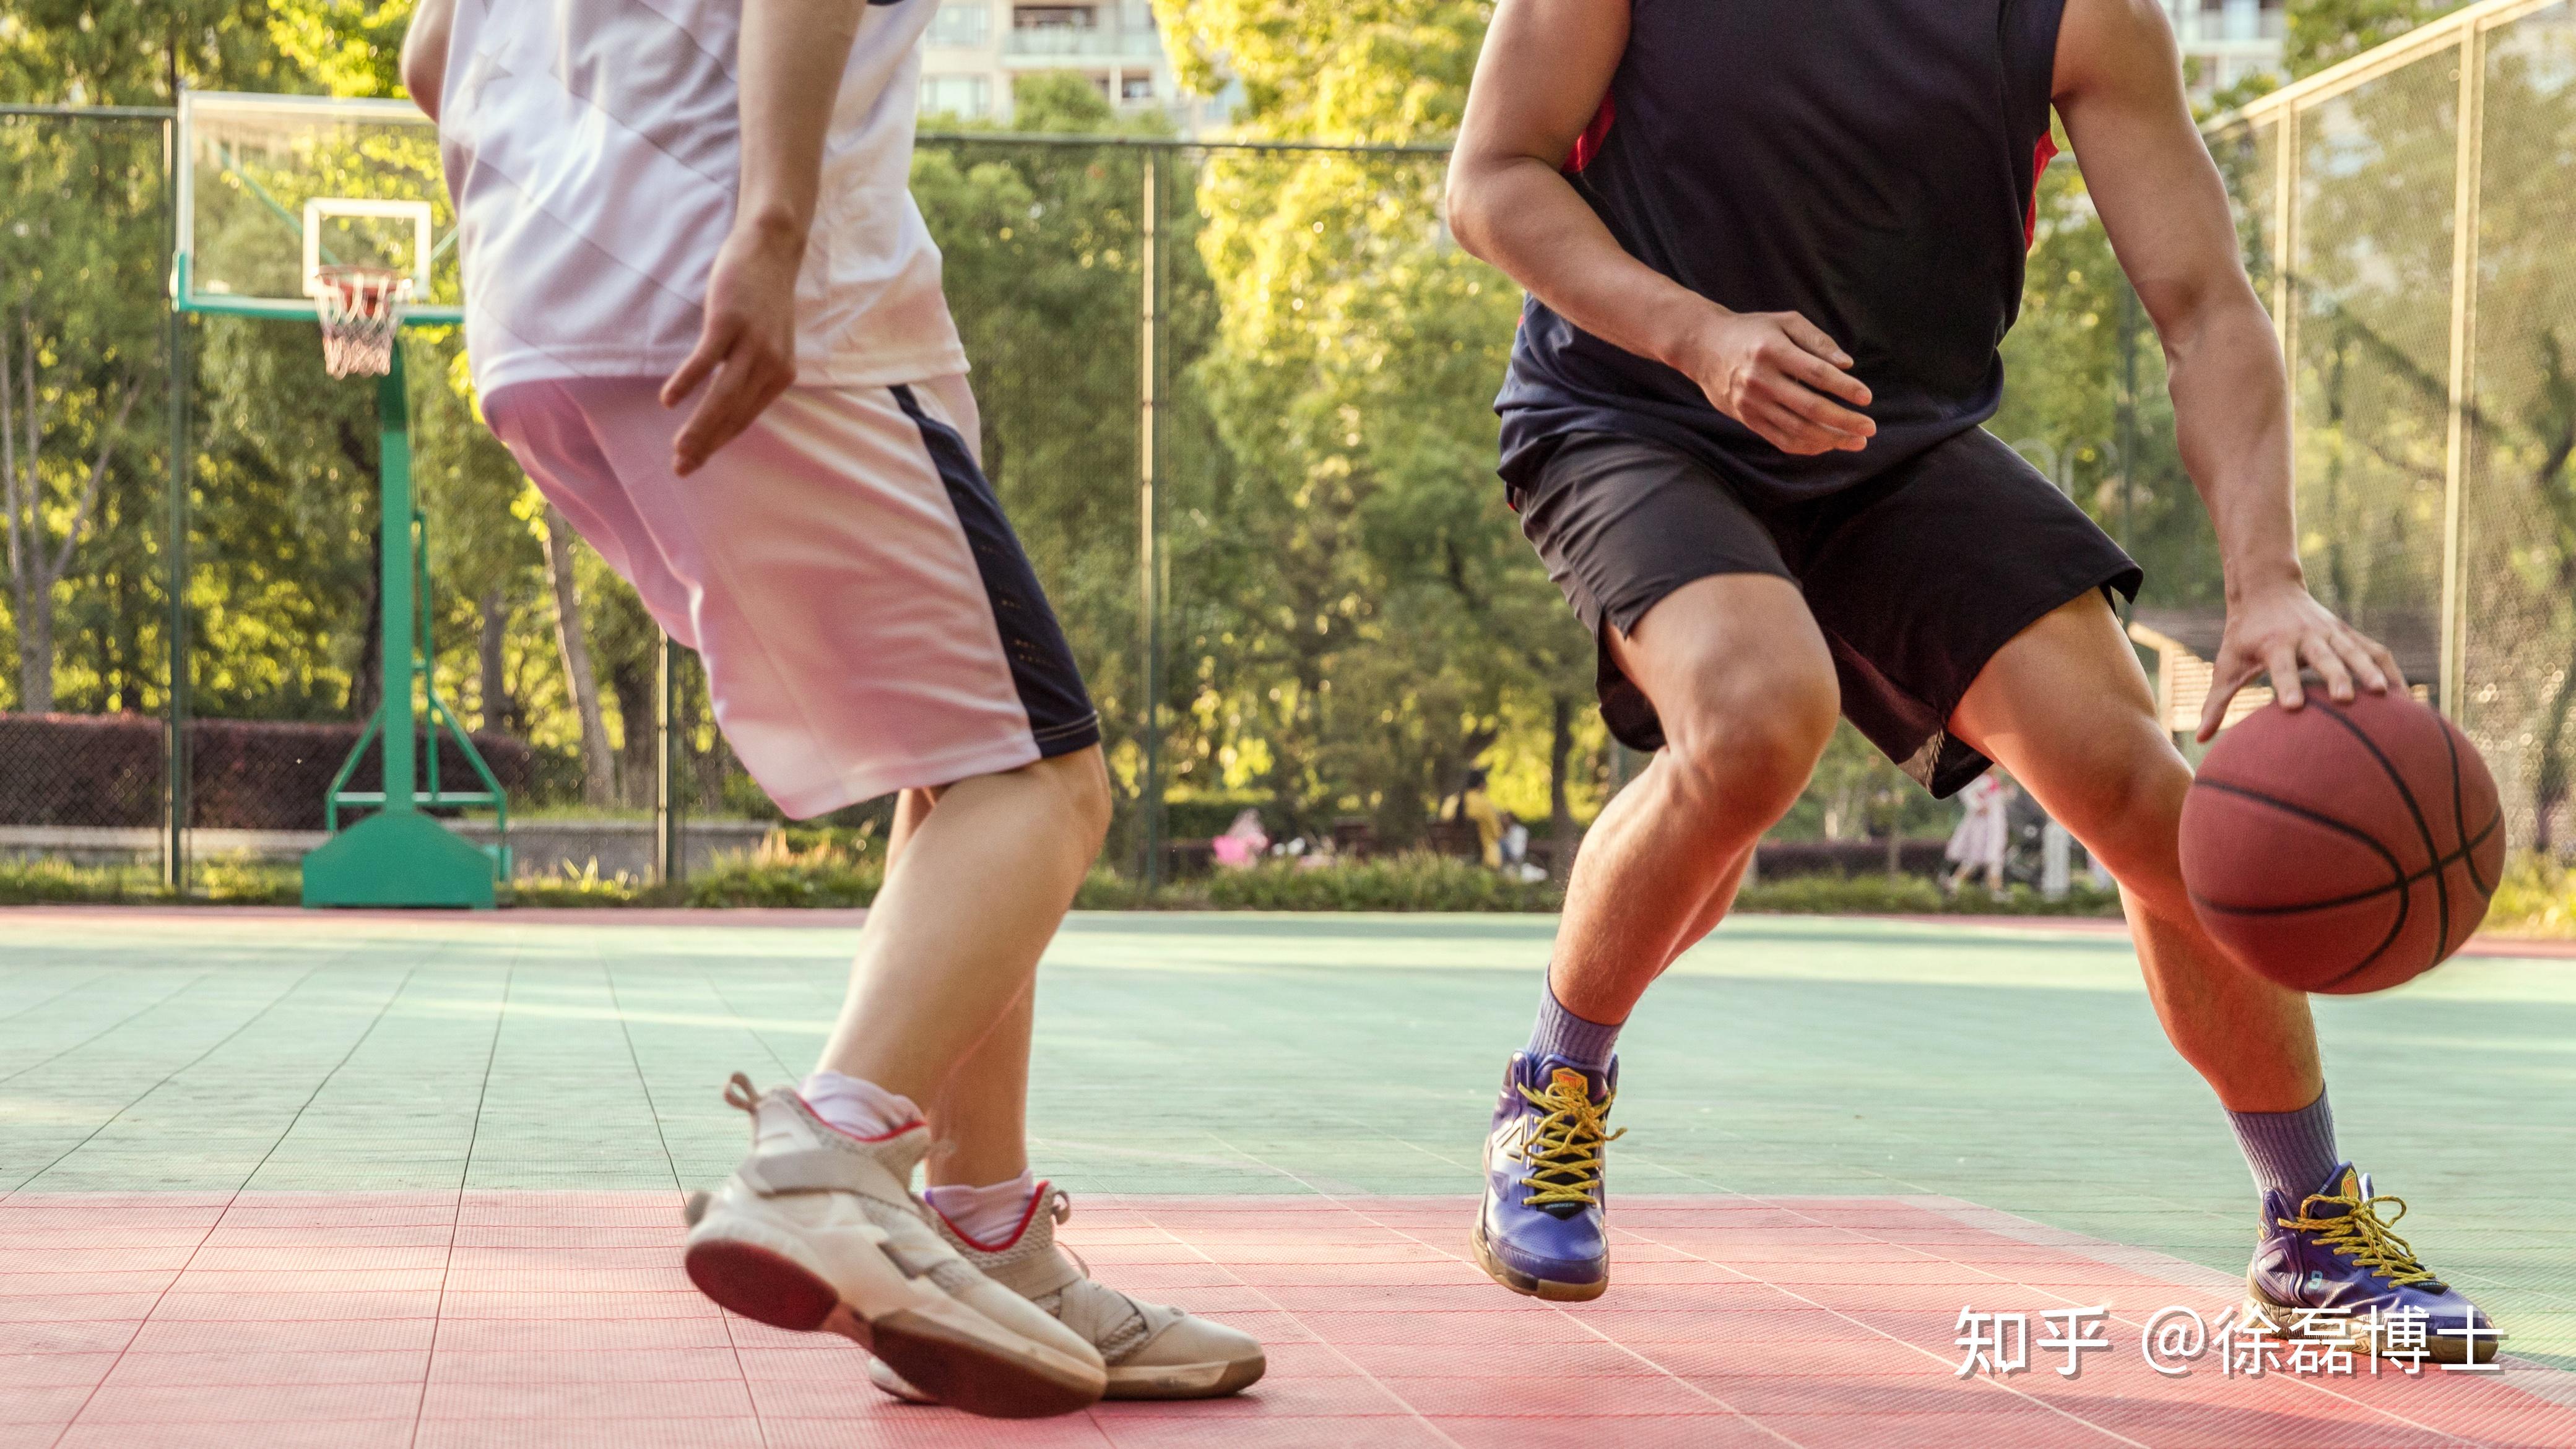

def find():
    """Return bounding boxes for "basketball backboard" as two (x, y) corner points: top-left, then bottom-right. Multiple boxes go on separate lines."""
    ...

(174, 90), (463, 326)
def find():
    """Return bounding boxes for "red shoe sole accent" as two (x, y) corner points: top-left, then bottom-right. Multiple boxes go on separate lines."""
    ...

(684, 1240), (841, 1333)
(871, 1310), (1103, 1419)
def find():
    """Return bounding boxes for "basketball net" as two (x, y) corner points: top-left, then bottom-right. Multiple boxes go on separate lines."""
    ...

(314, 264), (413, 379)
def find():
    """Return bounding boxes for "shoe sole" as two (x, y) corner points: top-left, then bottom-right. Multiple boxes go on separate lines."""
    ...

(1108, 1353), (1268, 1399)
(685, 1237), (1104, 1418)
(1470, 1219), (1607, 1302)
(873, 1349), (1268, 1403)
(2243, 1286), (2502, 1367)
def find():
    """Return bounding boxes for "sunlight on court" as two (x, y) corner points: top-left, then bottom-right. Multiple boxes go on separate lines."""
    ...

(3, 910), (2572, 1447)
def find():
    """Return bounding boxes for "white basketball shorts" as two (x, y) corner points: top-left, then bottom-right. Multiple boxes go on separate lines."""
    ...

(481, 374), (1099, 818)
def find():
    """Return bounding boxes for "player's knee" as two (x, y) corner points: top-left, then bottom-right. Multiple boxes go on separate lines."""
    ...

(2060, 724), (2192, 875)
(1659, 662), (1838, 821)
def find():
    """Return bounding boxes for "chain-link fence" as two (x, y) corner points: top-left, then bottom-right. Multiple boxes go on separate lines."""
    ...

(0, 107), (180, 882)
(6, 10), (2570, 897)
(2210, 0), (2576, 854)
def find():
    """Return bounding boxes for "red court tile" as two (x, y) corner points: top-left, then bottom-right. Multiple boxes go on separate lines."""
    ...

(414, 1421), (767, 1449)
(0, 1385), (97, 1424)
(0, 1190), (2569, 1449)
(53, 1423), (417, 1449)
(1432, 1416), (1803, 1449)
(121, 1317), (436, 1354)
(417, 1376), (757, 1420)
(74, 1382), (420, 1423)
(102, 1347), (428, 1386)
(1091, 1415), (1454, 1448)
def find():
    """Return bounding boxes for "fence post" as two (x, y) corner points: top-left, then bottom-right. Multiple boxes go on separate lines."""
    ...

(654, 629), (680, 887)
(1137, 147), (1163, 889)
(162, 116), (191, 894)
(2438, 24), (2485, 722)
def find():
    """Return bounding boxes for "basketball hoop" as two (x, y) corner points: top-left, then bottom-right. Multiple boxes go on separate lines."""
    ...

(314, 264), (413, 378)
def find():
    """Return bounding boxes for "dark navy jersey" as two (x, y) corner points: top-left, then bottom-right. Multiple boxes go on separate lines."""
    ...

(1495, 0), (2068, 501)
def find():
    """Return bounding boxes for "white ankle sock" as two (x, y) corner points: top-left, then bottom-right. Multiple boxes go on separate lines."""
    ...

(925, 1171), (1039, 1247)
(798, 1070), (922, 1140)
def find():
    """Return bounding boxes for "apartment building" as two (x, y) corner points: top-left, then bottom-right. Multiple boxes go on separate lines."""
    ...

(2166, 0), (2290, 97)
(917, 0), (1219, 130)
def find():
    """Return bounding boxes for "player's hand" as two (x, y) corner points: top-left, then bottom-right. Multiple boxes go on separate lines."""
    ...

(661, 215), (804, 476)
(2200, 582), (2404, 742)
(1680, 307), (1876, 456)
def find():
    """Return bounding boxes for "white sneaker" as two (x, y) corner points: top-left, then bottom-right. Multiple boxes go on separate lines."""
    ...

(868, 1183), (1266, 1401)
(680, 1075), (1107, 1418)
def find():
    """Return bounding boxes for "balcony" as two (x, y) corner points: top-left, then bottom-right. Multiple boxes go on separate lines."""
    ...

(1004, 25), (1161, 61)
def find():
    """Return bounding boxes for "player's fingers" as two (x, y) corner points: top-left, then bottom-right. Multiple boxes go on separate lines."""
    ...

(2301, 633), (2357, 703)
(672, 363), (760, 475)
(2195, 667), (2242, 742)
(660, 317), (737, 410)
(1746, 399), (1838, 456)
(2361, 633), (2405, 691)
(2266, 644), (2305, 711)
(1777, 312), (1854, 369)
(1762, 373), (1875, 438)
(2331, 628), (2390, 694)
(678, 347), (799, 474)
(1776, 347), (1875, 410)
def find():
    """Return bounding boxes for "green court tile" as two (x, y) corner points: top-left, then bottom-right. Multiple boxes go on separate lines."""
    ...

(1, 909), (2570, 1367)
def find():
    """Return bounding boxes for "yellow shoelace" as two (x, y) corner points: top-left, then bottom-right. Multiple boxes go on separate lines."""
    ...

(2276, 1185), (2441, 1289)
(1513, 1073), (1625, 1209)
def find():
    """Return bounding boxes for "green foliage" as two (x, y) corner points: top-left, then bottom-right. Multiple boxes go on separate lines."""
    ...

(0, 852), (294, 904)
(1200, 854), (1563, 912)
(2286, 0), (2472, 79)
(2489, 852), (2576, 939)
(1735, 873), (2123, 919)
(1147, 1), (1601, 845)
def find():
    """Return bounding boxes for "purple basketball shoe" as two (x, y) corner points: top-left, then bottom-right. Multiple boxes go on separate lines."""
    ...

(2247, 1163), (2501, 1366)
(1472, 1052), (1623, 1300)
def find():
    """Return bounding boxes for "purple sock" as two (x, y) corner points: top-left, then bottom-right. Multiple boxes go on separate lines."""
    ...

(1528, 979), (1621, 1071)
(2228, 1088), (2340, 1203)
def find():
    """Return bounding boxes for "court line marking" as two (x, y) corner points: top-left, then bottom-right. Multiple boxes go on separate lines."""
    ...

(411, 940), (517, 1449)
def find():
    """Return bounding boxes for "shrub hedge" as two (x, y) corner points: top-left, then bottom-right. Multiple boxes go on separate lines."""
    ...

(0, 713), (536, 830)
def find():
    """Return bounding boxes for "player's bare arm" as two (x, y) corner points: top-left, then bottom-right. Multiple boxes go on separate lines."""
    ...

(2055, 0), (2401, 738)
(398, 0), (456, 123)
(1445, 0), (1875, 457)
(657, 0), (870, 475)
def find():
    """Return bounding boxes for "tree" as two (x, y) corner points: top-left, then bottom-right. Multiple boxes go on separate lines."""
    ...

(1152, 0), (1604, 842)
(2286, 0), (2472, 78)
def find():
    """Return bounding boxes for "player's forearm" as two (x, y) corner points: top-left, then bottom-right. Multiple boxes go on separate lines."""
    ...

(1447, 155), (1732, 378)
(734, 0), (868, 247)
(400, 0), (458, 121)
(2166, 294), (2304, 602)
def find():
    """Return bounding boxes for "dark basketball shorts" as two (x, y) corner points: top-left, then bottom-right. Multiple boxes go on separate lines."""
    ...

(1513, 426), (2142, 798)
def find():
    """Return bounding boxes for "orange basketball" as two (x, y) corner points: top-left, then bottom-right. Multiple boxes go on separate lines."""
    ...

(2178, 690), (2505, 994)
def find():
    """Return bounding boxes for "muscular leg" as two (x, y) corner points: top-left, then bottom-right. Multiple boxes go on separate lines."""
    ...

(1948, 592), (2320, 1112)
(1550, 574), (1841, 1023)
(815, 748), (1111, 1105)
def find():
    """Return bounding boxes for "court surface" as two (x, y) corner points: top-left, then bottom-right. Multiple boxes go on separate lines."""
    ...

(2, 908), (2573, 1448)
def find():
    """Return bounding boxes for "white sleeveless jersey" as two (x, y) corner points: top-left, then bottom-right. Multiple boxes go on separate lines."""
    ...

(435, 0), (968, 397)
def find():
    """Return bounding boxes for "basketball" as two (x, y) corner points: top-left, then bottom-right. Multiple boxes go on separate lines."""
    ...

(2179, 688), (2506, 994)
